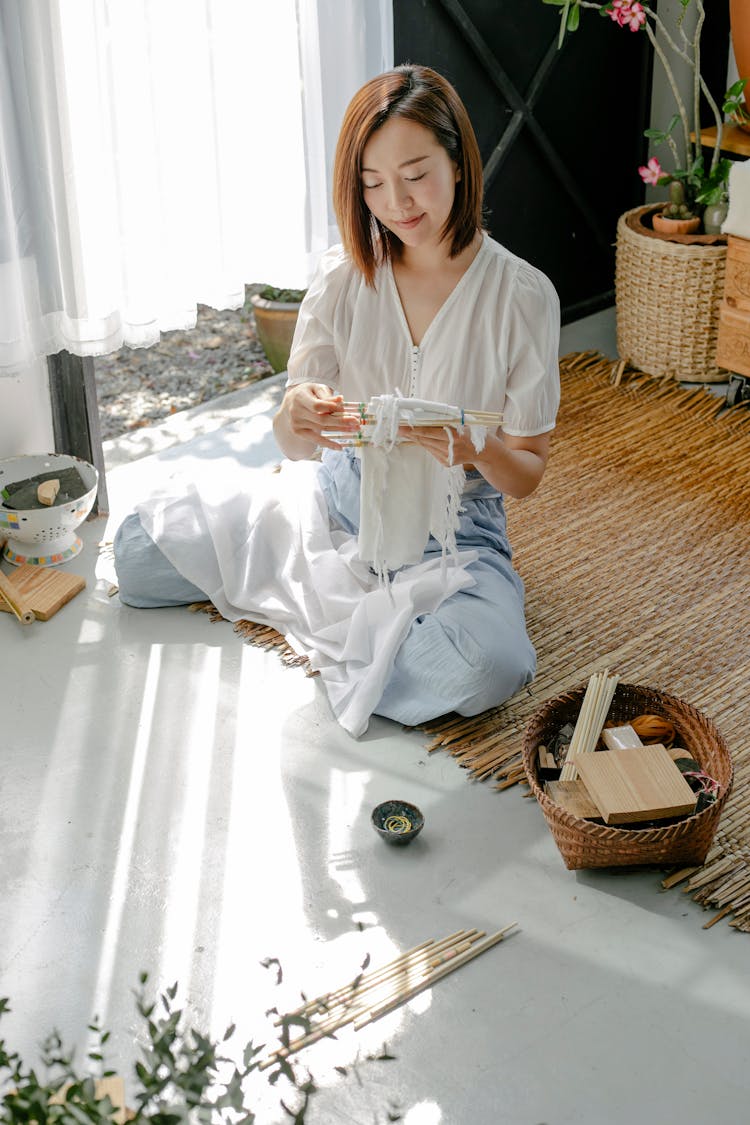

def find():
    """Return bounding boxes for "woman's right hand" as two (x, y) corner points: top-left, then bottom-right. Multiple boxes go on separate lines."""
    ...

(273, 382), (359, 459)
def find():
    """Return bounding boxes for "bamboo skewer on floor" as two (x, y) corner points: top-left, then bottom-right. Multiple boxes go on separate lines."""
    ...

(272, 928), (478, 1027)
(277, 937), (482, 1044)
(263, 932), (487, 1064)
(352, 924), (517, 1031)
(260, 923), (517, 1070)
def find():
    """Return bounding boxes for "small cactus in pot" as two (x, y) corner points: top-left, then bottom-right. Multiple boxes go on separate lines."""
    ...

(662, 180), (696, 221)
(652, 180), (702, 237)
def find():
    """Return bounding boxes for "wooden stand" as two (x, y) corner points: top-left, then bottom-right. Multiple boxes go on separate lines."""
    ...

(692, 124), (750, 159)
(716, 235), (750, 376)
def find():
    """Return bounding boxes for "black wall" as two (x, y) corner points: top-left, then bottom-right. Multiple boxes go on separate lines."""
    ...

(394, 0), (656, 322)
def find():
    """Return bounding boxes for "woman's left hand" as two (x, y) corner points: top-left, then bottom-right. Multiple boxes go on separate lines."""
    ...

(400, 425), (551, 498)
(401, 424), (484, 467)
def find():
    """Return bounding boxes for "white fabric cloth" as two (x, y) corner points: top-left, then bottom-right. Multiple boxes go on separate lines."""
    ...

(0, 0), (393, 376)
(286, 232), (561, 437)
(350, 391), (480, 578)
(136, 458), (476, 737)
(357, 443), (466, 578)
(357, 428), (487, 580)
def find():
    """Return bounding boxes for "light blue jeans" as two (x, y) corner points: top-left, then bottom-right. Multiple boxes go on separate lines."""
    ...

(114, 449), (536, 725)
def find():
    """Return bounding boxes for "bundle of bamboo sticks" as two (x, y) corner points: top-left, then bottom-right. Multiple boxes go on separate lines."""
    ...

(559, 669), (620, 781)
(321, 399), (504, 447)
(259, 922), (517, 1071)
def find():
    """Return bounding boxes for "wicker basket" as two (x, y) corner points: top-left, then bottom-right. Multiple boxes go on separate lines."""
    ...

(615, 205), (729, 383)
(523, 683), (733, 871)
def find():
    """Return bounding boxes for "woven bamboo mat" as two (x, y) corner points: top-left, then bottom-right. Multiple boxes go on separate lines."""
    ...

(420, 351), (750, 930)
(197, 351), (750, 928)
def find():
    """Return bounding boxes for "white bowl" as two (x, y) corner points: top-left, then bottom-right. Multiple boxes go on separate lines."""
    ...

(0, 453), (98, 566)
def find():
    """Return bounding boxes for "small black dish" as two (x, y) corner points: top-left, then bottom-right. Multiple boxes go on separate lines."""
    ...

(371, 800), (425, 846)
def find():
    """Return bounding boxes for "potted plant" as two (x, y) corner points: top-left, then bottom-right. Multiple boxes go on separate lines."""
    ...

(542, 0), (747, 381)
(652, 180), (701, 236)
(250, 285), (306, 375)
(545, 0), (746, 236)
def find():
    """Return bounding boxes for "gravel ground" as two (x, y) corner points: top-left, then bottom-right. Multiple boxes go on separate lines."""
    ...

(94, 286), (274, 441)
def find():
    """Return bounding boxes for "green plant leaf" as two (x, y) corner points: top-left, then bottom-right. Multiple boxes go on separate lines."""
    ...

(0, 969), (399, 1125)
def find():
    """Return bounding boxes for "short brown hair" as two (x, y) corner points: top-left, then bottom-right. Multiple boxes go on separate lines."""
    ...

(333, 65), (484, 286)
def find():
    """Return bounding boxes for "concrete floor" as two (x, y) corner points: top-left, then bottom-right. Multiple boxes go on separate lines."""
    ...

(2, 308), (748, 1125)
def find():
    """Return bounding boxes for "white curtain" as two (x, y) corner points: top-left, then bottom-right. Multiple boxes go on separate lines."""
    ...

(0, 0), (393, 377)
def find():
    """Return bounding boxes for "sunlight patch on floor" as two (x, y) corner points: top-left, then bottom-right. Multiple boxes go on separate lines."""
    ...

(157, 645), (221, 991)
(91, 644), (163, 1027)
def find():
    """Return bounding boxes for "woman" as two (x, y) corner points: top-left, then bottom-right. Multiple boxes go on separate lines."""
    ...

(114, 64), (560, 737)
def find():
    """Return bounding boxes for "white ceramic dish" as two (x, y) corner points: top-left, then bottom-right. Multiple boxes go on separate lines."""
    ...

(0, 453), (98, 566)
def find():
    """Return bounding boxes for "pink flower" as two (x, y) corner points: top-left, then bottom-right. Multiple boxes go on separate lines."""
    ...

(638, 157), (663, 185)
(607, 0), (646, 31)
(624, 2), (646, 30)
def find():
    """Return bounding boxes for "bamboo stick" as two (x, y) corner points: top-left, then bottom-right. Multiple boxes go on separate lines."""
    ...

(661, 867), (701, 890)
(426, 935), (479, 969)
(685, 855), (739, 890)
(425, 714), (493, 749)
(266, 929), (504, 1065)
(0, 570), (35, 625)
(338, 402), (503, 422)
(352, 923), (518, 1031)
(560, 670), (619, 781)
(266, 932), (481, 1059)
(272, 929), (476, 1027)
(703, 905), (735, 929)
(497, 772), (526, 790)
(260, 926), (512, 1070)
(330, 416), (504, 427)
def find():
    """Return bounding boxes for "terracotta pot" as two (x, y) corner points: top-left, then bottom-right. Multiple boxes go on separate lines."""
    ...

(652, 212), (702, 236)
(251, 295), (302, 374)
(625, 204), (725, 246)
(731, 0), (750, 132)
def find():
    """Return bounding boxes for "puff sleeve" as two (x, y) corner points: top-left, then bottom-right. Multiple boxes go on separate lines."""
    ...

(286, 245), (355, 391)
(501, 262), (561, 437)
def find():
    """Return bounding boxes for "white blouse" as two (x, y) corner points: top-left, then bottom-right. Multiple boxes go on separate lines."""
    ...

(287, 232), (560, 437)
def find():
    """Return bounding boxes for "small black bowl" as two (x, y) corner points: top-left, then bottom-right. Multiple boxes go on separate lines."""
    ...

(371, 800), (425, 846)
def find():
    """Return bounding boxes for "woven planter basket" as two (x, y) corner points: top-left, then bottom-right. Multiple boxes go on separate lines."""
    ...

(615, 205), (729, 383)
(523, 683), (733, 871)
